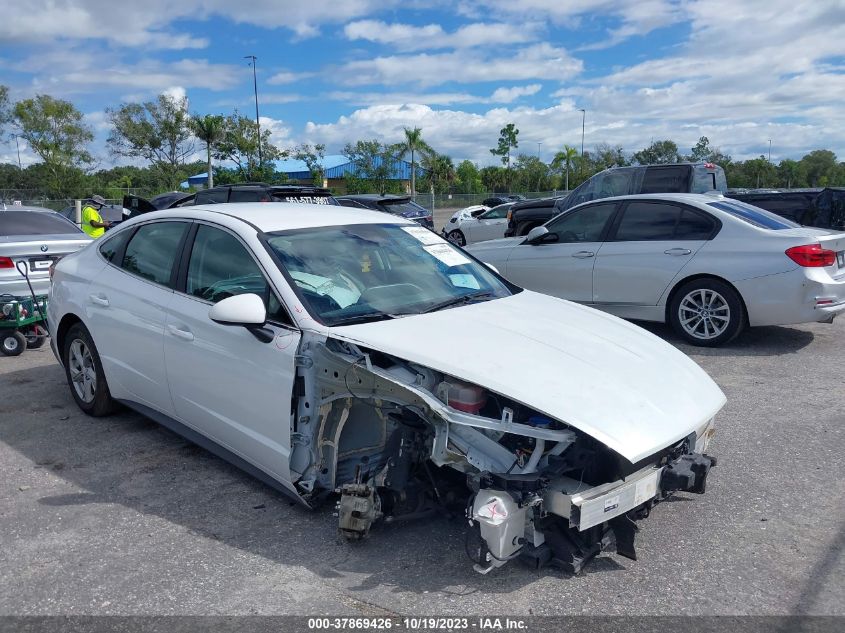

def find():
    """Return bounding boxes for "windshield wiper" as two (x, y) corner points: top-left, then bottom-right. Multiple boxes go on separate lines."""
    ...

(329, 312), (398, 326)
(419, 291), (495, 314)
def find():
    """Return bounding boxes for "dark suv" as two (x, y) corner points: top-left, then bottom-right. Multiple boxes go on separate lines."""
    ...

(335, 194), (434, 229)
(123, 183), (337, 219)
(505, 163), (727, 237)
(726, 188), (845, 230)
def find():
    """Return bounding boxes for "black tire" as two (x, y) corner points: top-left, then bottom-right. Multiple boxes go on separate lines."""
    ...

(446, 230), (466, 246)
(62, 323), (117, 416)
(1, 331), (27, 356)
(25, 326), (47, 349)
(669, 278), (745, 347)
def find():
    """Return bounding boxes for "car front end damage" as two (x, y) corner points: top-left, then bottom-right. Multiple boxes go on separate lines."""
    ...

(286, 332), (719, 574)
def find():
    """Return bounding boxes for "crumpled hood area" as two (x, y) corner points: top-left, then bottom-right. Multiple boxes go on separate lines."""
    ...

(329, 290), (726, 463)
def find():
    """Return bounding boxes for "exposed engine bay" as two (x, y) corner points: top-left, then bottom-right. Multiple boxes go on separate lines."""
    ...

(287, 335), (717, 574)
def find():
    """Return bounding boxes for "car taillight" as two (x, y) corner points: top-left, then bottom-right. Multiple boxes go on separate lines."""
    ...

(0, 256), (14, 269)
(785, 244), (836, 267)
(507, 210), (513, 220)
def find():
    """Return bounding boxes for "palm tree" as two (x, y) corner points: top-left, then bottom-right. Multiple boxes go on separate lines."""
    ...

(190, 114), (225, 188)
(551, 145), (579, 191)
(394, 127), (433, 199)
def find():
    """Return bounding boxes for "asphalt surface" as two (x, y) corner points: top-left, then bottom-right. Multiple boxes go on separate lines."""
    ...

(1, 310), (844, 615)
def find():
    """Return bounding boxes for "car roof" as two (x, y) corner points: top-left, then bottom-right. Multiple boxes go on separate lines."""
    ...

(1, 205), (57, 213)
(119, 202), (415, 233)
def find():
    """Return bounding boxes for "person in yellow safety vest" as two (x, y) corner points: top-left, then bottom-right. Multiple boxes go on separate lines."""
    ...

(81, 195), (111, 239)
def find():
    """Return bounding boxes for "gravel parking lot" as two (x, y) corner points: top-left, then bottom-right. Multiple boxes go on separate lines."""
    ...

(1, 315), (843, 616)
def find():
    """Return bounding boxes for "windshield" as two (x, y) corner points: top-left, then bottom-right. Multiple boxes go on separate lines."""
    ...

(0, 211), (83, 236)
(707, 200), (800, 230)
(264, 223), (515, 326)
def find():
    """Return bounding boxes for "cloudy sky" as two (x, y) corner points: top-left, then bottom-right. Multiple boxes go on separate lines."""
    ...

(2, 0), (844, 168)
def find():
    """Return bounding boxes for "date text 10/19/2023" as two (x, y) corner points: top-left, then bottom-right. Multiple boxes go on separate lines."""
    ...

(307, 617), (529, 630)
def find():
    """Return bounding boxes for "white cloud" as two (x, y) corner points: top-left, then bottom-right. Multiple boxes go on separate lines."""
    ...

(338, 44), (582, 87)
(328, 84), (543, 106)
(490, 84), (542, 103)
(267, 71), (314, 85)
(343, 20), (542, 51)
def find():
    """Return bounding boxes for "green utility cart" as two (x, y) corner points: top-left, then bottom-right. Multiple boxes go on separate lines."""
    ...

(0, 294), (49, 356)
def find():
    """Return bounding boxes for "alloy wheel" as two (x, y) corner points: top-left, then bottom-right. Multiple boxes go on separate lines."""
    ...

(678, 289), (731, 340)
(68, 339), (97, 403)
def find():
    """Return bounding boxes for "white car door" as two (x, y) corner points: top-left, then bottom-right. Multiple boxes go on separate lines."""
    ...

(470, 206), (510, 243)
(85, 220), (189, 415)
(163, 222), (301, 486)
(592, 200), (714, 305)
(503, 202), (618, 303)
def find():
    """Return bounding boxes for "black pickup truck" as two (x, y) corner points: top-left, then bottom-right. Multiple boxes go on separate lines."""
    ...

(505, 162), (727, 237)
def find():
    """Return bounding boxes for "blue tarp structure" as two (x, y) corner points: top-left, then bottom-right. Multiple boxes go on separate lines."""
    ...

(181, 154), (427, 188)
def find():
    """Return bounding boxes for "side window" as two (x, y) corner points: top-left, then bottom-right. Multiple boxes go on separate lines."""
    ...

(195, 189), (228, 205)
(186, 225), (292, 324)
(482, 205), (509, 219)
(675, 209), (716, 240)
(98, 228), (133, 263)
(640, 166), (690, 194)
(615, 202), (682, 241)
(546, 203), (616, 243)
(121, 222), (188, 286)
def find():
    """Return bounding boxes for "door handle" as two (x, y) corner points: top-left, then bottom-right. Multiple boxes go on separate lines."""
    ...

(664, 248), (692, 256)
(572, 251), (595, 259)
(167, 325), (194, 342)
(88, 294), (109, 307)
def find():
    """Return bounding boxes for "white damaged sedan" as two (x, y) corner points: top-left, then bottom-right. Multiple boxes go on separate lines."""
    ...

(48, 203), (724, 574)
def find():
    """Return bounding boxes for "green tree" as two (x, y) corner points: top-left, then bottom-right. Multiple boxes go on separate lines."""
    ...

(13, 94), (94, 197)
(632, 139), (680, 165)
(189, 114), (225, 188)
(593, 143), (628, 170)
(454, 160), (484, 194)
(512, 155), (551, 192)
(343, 140), (397, 194)
(479, 165), (508, 192)
(776, 159), (804, 188)
(107, 93), (195, 190)
(800, 150), (837, 187)
(551, 145), (578, 191)
(393, 127), (433, 198)
(490, 123), (519, 191)
(215, 111), (284, 182)
(421, 152), (455, 194)
(293, 143), (326, 186)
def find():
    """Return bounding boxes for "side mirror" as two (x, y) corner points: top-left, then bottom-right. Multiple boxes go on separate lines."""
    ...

(525, 226), (550, 244)
(209, 293), (273, 343)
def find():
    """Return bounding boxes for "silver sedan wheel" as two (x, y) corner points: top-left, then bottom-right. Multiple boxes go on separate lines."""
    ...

(447, 230), (466, 246)
(68, 339), (97, 403)
(678, 289), (731, 340)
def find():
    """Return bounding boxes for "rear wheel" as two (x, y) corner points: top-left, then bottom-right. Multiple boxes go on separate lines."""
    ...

(1, 331), (27, 356)
(669, 279), (745, 347)
(62, 323), (117, 416)
(447, 230), (466, 246)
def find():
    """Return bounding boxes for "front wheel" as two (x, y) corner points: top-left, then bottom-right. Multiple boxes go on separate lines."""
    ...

(447, 230), (466, 246)
(669, 279), (745, 347)
(62, 323), (117, 416)
(1, 331), (27, 356)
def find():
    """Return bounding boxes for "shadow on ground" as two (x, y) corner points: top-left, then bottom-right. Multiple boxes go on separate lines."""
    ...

(1, 362), (607, 600)
(634, 322), (815, 357)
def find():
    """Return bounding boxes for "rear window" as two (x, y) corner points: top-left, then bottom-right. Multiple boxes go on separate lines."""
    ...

(0, 211), (82, 236)
(708, 200), (800, 230)
(195, 189), (228, 205)
(640, 166), (690, 194)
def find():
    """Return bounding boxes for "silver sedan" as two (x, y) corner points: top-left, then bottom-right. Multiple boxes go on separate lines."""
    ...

(1, 207), (91, 297)
(467, 193), (845, 346)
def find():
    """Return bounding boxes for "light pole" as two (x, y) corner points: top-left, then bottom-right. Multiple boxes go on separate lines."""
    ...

(244, 55), (263, 166)
(537, 142), (542, 160)
(579, 108), (586, 177)
(768, 139), (772, 162)
(12, 134), (22, 169)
